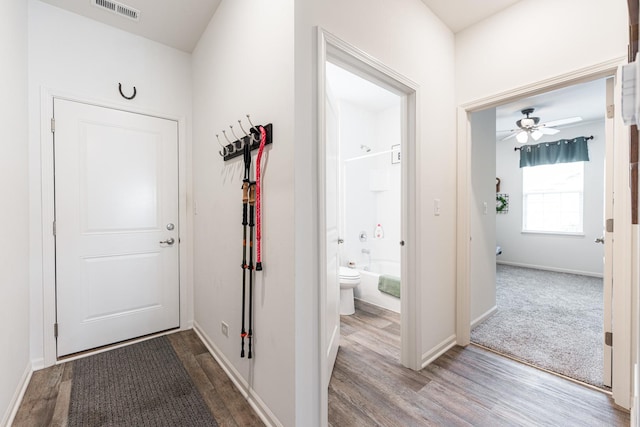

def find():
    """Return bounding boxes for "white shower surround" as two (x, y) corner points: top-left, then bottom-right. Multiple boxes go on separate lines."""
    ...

(339, 103), (401, 249)
(335, 98), (402, 313)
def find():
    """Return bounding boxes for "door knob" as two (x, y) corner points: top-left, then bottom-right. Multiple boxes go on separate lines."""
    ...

(337, 238), (344, 244)
(594, 237), (605, 244)
(160, 237), (175, 245)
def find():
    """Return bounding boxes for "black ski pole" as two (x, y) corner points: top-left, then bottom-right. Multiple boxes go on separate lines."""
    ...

(240, 181), (248, 358)
(248, 182), (256, 359)
(240, 143), (251, 358)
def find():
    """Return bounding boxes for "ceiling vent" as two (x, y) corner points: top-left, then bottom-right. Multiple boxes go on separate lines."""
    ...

(92, 0), (140, 21)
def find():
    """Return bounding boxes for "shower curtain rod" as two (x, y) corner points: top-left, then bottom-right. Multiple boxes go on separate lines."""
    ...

(344, 148), (395, 162)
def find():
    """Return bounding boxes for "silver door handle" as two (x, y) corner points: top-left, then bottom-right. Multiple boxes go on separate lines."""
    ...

(160, 237), (175, 245)
(594, 237), (604, 244)
(337, 238), (344, 244)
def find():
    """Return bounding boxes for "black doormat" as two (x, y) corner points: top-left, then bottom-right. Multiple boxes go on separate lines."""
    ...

(68, 336), (218, 426)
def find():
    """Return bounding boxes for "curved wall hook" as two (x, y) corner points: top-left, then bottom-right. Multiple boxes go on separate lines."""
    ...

(246, 114), (257, 132)
(239, 119), (258, 142)
(118, 83), (137, 100)
(229, 125), (244, 146)
(215, 134), (227, 157)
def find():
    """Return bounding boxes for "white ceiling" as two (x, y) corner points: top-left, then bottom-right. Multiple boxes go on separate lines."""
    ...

(496, 79), (606, 138)
(40, 0), (597, 133)
(38, 0), (526, 53)
(420, 0), (523, 33)
(38, 0), (221, 52)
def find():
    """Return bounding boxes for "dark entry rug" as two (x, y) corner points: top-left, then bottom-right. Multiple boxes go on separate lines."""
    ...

(68, 336), (218, 426)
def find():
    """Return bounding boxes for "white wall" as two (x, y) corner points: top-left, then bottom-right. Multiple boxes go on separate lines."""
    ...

(191, 1), (295, 425)
(496, 121), (606, 276)
(0, 0), (30, 424)
(470, 108), (497, 325)
(455, 0), (629, 408)
(456, 0), (628, 104)
(309, 0), (457, 356)
(28, 0), (193, 365)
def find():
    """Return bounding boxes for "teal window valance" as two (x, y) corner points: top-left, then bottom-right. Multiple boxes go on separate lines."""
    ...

(519, 136), (591, 168)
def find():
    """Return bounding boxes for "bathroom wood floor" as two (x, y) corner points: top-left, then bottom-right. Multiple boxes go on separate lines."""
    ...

(328, 299), (630, 426)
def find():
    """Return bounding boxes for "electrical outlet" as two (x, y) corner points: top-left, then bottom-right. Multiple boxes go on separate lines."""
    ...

(221, 321), (229, 337)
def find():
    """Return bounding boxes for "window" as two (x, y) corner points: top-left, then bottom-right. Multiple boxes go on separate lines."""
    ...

(522, 162), (584, 233)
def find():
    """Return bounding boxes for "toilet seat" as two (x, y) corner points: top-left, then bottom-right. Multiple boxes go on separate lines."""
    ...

(339, 267), (360, 285)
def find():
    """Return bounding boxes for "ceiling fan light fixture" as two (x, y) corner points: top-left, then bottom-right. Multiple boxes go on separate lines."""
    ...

(520, 118), (536, 128)
(516, 131), (528, 143)
(531, 130), (543, 141)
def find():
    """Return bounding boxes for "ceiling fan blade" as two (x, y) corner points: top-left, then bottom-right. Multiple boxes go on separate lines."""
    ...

(538, 127), (560, 135)
(541, 116), (582, 127)
(500, 131), (519, 141)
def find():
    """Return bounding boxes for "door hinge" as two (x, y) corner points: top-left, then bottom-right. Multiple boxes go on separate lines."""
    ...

(606, 218), (614, 233)
(607, 104), (614, 119)
(605, 331), (613, 346)
(53, 221), (56, 236)
(54, 323), (59, 338)
(50, 118), (55, 133)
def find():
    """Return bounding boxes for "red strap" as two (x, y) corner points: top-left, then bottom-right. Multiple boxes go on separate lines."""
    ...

(256, 126), (267, 265)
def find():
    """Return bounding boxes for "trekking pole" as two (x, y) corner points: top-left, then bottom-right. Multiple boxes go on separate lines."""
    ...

(255, 126), (267, 271)
(240, 143), (251, 358)
(248, 182), (256, 358)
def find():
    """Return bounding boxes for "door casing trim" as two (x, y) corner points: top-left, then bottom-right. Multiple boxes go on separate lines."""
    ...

(455, 55), (632, 408)
(316, 27), (420, 425)
(39, 88), (192, 367)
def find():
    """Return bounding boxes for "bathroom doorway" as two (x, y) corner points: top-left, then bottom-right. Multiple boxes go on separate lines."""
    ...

(327, 61), (403, 314)
(317, 30), (420, 410)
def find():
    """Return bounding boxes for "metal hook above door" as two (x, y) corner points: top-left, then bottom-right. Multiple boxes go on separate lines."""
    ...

(118, 83), (137, 100)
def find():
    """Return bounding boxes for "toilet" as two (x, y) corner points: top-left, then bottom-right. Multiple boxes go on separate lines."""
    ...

(339, 266), (361, 315)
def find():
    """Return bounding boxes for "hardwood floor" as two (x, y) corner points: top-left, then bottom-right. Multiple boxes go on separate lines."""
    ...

(10, 311), (631, 426)
(329, 299), (630, 427)
(12, 330), (264, 427)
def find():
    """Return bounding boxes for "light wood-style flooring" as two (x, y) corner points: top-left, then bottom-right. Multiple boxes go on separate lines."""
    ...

(11, 308), (631, 426)
(12, 330), (264, 427)
(329, 299), (630, 426)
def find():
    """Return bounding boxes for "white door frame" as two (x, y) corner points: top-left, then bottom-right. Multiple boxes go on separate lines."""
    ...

(455, 56), (633, 408)
(40, 88), (191, 367)
(317, 27), (420, 425)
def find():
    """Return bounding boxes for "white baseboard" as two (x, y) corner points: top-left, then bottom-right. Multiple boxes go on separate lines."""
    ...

(471, 305), (497, 330)
(421, 334), (457, 368)
(496, 260), (603, 278)
(31, 357), (44, 371)
(2, 362), (32, 427)
(192, 323), (281, 427)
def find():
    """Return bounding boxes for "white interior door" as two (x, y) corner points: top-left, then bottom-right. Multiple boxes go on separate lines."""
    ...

(54, 99), (179, 357)
(602, 77), (614, 387)
(325, 81), (341, 382)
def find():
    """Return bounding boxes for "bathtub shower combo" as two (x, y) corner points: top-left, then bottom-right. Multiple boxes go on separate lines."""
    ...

(328, 66), (403, 315)
(339, 135), (402, 314)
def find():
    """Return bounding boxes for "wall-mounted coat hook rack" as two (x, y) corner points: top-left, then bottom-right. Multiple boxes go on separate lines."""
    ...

(222, 123), (273, 161)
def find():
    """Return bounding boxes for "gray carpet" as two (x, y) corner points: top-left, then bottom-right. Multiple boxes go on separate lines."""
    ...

(471, 264), (604, 388)
(68, 336), (218, 426)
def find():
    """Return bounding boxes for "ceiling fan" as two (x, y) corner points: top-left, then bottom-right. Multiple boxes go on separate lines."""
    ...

(501, 108), (582, 143)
